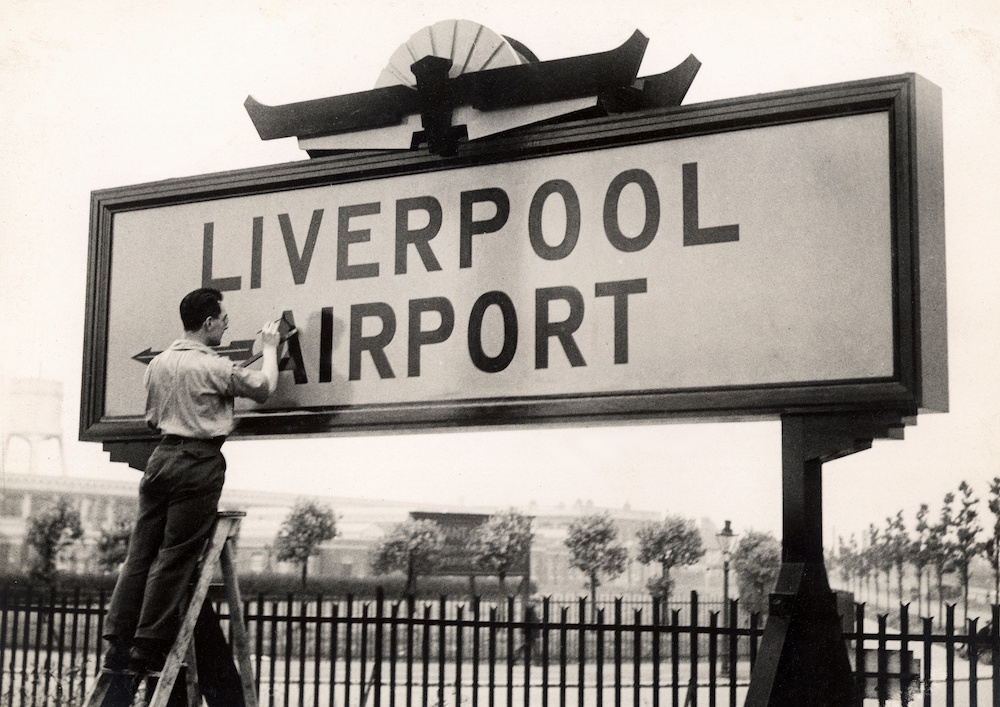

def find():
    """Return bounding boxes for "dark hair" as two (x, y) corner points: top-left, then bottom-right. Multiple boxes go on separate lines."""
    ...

(179, 288), (223, 331)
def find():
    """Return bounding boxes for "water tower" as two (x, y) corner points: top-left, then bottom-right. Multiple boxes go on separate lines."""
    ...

(1, 378), (65, 476)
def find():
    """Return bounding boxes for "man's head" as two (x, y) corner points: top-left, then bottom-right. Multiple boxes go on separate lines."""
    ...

(180, 288), (228, 346)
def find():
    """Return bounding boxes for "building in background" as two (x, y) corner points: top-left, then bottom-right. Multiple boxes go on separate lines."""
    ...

(0, 379), (728, 598)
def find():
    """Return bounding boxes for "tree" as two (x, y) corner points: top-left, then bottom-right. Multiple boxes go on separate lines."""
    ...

(911, 504), (934, 617)
(95, 512), (135, 574)
(274, 500), (338, 588)
(883, 511), (910, 606)
(927, 492), (956, 623)
(952, 481), (983, 624)
(635, 515), (706, 607)
(24, 498), (84, 585)
(986, 477), (1000, 604)
(874, 527), (896, 609)
(564, 513), (628, 620)
(855, 531), (874, 602)
(472, 509), (534, 597)
(371, 519), (444, 595)
(731, 531), (780, 617)
(836, 534), (860, 595)
(864, 524), (886, 610)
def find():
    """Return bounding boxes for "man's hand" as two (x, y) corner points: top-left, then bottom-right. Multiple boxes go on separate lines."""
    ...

(260, 319), (281, 350)
(258, 319), (281, 395)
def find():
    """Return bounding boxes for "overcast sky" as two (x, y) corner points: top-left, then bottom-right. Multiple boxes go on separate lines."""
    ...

(2, 0), (997, 545)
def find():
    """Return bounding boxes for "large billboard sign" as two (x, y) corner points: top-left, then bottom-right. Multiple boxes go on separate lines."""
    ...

(81, 74), (945, 442)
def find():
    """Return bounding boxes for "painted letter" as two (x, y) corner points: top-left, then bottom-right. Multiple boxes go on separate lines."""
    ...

(319, 306), (334, 383)
(467, 291), (518, 373)
(201, 222), (242, 291)
(460, 188), (510, 269)
(408, 297), (454, 377)
(250, 216), (263, 289)
(529, 179), (581, 261)
(603, 169), (660, 253)
(683, 162), (740, 246)
(279, 210), (324, 285)
(595, 279), (647, 364)
(535, 286), (586, 369)
(349, 302), (396, 380)
(278, 310), (308, 384)
(338, 203), (381, 280)
(396, 196), (443, 275)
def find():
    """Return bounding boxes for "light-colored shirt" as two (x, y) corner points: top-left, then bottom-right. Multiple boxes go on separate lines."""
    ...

(144, 339), (271, 439)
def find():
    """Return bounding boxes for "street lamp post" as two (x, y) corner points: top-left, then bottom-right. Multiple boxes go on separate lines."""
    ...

(716, 520), (736, 677)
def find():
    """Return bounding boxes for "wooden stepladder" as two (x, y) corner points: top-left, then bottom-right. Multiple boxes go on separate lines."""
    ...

(84, 511), (258, 707)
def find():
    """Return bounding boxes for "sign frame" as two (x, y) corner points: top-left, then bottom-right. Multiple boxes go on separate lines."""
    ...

(81, 73), (945, 443)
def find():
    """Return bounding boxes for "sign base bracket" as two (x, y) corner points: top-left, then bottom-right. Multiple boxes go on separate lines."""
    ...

(744, 410), (911, 707)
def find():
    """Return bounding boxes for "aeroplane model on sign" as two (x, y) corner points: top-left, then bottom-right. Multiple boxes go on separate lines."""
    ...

(244, 21), (700, 156)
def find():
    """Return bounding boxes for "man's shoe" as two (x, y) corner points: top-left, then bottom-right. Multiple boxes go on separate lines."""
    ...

(101, 637), (130, 672)
(128, 642), (168, 673)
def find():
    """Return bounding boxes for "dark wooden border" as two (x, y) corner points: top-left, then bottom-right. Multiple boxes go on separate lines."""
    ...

(81, 73), (945, 442)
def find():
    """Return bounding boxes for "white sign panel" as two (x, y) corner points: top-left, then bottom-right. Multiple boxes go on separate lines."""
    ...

(82, 74), (945, 440)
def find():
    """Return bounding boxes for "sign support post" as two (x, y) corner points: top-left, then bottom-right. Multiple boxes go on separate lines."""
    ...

(744, 411), (909, 707)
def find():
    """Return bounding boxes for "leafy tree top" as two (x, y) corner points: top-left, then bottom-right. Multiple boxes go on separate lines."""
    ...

(274, 499), (338, 564)
(564, 512), (628, 585)
(731, 530), (780, 616)
(95, 512), (136, 574)
(473, 509), (533, 580)
(986, 478), (1000, 572)
(371, 519), (445, 576)
(635, 515), (706, 570)
(952, 480), (983, 568)
(731, 530), (780, 592)
(25, 497), (84, 584)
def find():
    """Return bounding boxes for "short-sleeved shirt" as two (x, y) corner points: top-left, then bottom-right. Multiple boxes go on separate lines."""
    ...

(144, 338), (271, 439)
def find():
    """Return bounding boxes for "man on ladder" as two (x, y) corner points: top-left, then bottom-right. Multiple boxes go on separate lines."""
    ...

(100, 288), (282, 698)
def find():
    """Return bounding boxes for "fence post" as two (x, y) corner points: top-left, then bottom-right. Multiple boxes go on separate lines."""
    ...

(968, 617), (979, 707)
(708, 611), (718, 707)
(343, 596), (353, 707)
(877, 613), (889, 703)
(727, 599), (738, 707)
(472, 597), (480, 707)
(946, 604), (955, 707)
(900, 603), (912, 707)
(438, 596), (447, 707)
(578, 598), (586, 707)
(559, 606), (568, 707)
(922, 616), (933, 707)
(651, 600), (660, 707)
(672, 608), (681, 707)
(614, 598), (622, 707)
(992, 604), (999, 707)
(689, 591), (699, 707)
(373, 589), (384, 707)
(488, 605), (497, 707)
(456, 604), (464, 707)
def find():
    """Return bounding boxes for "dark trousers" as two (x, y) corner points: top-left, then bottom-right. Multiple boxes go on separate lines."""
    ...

(105, 438), (225, 645)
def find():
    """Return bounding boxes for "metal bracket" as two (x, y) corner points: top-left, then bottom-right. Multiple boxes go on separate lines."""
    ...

(745, 410), (912, 707)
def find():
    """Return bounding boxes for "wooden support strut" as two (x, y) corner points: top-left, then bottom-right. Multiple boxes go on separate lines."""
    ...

(83, 511), (258, 707)
(744, 410), (912, 707)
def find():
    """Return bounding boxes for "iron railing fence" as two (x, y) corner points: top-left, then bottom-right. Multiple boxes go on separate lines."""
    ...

(0, 585), (996, 707)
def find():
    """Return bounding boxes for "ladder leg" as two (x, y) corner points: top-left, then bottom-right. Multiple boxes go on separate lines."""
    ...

(185, 641), (202, 706)
(221, 539), (259, 707)
(147, 516), (237, 707)
(82, 666), (146, 707)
